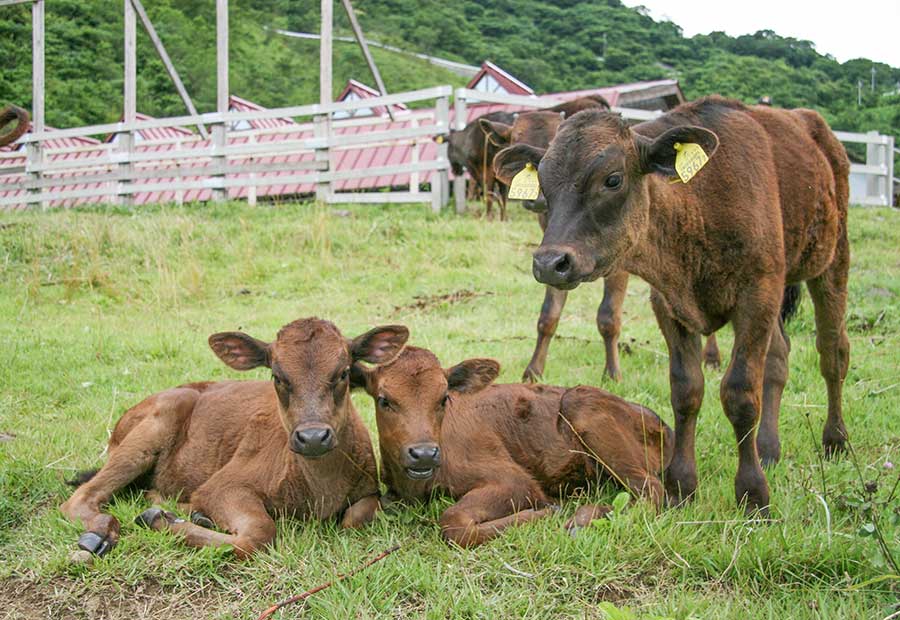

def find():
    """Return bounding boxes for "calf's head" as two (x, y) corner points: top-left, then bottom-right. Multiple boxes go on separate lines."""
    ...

(493, 109), (719, 290)
(352, 347), (499, 499)
(209, 318), (408, 458)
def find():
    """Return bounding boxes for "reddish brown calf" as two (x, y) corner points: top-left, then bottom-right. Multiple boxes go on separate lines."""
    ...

(480, 98), (721, 383)
(61, 318), (408, 559)
(354, 347), (672, 548)
(494, 96), (851, 513)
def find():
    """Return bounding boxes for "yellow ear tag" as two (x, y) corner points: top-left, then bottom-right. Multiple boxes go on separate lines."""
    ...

(673, 142), (709, 183)
(435, 135), (445, 144)
(508, 162), (541, 200)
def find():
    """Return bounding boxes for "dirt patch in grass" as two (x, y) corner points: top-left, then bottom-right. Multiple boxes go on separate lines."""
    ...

(0, 432), (14, 443)
(0, 577), (240, 620)
(394, 289), (494, 313)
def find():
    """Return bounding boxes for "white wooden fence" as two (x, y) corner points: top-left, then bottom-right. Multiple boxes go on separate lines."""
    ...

(1, 84), (895, 211)
(0, 85), (453, 212)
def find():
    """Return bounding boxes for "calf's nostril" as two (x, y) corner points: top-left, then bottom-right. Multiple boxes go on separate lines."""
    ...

(554, 254), (571, 275)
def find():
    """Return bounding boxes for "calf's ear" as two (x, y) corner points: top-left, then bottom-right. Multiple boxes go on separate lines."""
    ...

(479, 118), (512, 147)
(635, 125), (719, 177)
(208, 332), (271, 370)
(350, 325), (409, 364)
(445, 358), (500, 394)
(492, 143), (547, 184)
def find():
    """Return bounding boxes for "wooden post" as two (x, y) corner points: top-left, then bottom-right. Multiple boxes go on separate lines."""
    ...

(130, 0), (208, 138)
(119, 0), (137, 207)
(314, 114), (330, 203)
(320, 0), (333, 107)
(26, 0), (44, 209)
(211, 0), (228, 202)
(317, 0), (332, 204)
(339, 0), (392, 121)
(453, 91), (467, 214)
(434, 94), (450, 212)
(409, 116), (419, 195)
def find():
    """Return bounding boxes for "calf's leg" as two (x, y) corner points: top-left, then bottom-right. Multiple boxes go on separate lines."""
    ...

(140, 485), (275, 560)
(757, 319), (790, 466)
(523, 286), (568, 382)
(722, 294), (781, 514)
(439, 484), (551, 548)
(596, 271), (629, 382)
(806, 239), (850, 457)
(60, 389), (198, 556)
(651, 291), (704, 506)
(703, 334), (722, 369)
(340, 495), (381, 528)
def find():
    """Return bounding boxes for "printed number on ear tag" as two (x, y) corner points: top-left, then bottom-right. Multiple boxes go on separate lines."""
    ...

(508, 163), (540, 200)
(673, 142), (709, 183)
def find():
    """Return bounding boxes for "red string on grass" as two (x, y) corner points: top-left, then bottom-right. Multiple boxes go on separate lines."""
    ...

(255, 544), (401, 620)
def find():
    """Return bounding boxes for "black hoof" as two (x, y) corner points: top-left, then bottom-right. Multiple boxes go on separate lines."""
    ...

(134, 507), (165, 529)
(78, 531), (113, 557)
(190, 511), (215, 529)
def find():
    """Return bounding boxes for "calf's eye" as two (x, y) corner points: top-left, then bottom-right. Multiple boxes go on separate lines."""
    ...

(339, 367), (350, 382)
(604, 174), (622, 189)
(377, 396), (391, 410)
(441, 394), (450, 408)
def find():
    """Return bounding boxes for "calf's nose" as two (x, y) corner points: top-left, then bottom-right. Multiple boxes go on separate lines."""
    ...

(291, 426), (336, 457)
(532, 247), (574, 286)
(407, 443), (441, 468)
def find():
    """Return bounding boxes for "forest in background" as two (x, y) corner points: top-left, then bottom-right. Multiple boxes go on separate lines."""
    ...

(0, 0), (897, 145)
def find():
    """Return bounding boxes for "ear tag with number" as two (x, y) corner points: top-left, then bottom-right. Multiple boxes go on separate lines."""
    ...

(673, 142), (709, 183)
(508, 162), (541, 200)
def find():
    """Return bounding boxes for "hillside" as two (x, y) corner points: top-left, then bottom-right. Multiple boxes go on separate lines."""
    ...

(0, 0), (897, 148)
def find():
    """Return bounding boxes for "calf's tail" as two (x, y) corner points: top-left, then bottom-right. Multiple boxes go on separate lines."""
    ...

(67, 468), (99, 487)
(781, 284), (803, 324)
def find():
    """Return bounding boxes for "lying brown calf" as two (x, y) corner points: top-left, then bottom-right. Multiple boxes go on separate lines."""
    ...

(353, 346), (672, 548)
(61, 318), (408, 559)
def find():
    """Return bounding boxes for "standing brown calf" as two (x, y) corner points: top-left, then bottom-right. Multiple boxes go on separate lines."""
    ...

(353, 347), (672, 548)
(480, 101), (720, 383)
(494, 96), (850, 513)
(61, 318), (408, 559)
(442, 110), (516, 219)
(0, 105), (29, 147)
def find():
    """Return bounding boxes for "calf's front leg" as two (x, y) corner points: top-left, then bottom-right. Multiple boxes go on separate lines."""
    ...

(439, 484), (552, 548)
(138, 485), (275, 560)
(340, 495), (380, 528)
(651, 291), (704, 506)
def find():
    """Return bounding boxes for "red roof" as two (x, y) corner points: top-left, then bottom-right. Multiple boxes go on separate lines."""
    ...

(466, 61), (534, 96)
(105, 113), (194, 143)
(336, 80), (409, 117)
(229, 95), (296, 129)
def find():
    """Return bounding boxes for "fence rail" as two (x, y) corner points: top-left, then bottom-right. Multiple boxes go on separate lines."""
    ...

(1, 84), (895, 210)
(0, 85), (454, 211)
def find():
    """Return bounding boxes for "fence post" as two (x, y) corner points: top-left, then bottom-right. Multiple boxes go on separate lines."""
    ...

(434, 94), (450, 212)
(410, 116), (420, 195)
(887, 136), (895, 207)
(314, 114), (331, 203)
(28, 0), (45, 210)
(212, 0), (229, 202)
(453, 89), (467, 214)
(119, 0), (137, 207)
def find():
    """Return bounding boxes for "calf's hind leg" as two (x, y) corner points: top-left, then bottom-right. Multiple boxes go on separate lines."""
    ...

(60, 388), (198, 556)
(806, 238), (850, 457)
(757, 319), (789, 466)
(439, 483), (552, 548)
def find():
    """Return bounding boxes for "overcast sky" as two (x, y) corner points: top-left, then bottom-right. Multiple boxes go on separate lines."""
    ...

(624, 0), (900, 68)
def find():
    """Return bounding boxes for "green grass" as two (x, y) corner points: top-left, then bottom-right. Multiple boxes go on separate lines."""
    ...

(0, 201), (898, 619)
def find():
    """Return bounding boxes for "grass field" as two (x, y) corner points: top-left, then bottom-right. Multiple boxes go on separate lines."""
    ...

(1, 200), (898, 619)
